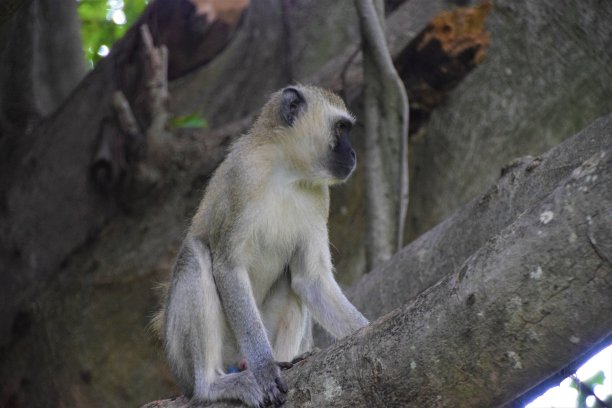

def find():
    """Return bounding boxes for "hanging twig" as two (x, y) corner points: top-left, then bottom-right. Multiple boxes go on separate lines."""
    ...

(355, 0), (410, 266)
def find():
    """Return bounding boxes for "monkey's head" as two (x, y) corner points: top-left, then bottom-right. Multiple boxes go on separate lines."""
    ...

(252, 84), (357, 185)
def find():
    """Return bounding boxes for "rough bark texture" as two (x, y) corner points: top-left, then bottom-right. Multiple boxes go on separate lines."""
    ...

(141, 118), (612, 407)
(349, 113), (612, 322)
(408, 0), (612, 239)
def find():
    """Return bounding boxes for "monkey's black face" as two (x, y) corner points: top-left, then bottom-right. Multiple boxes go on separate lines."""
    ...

(329, 119), (356, 181)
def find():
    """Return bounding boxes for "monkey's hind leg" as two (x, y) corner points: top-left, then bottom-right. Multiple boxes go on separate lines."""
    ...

(261, 274), (309, 364)
(164, 236), (223, 396)
(165, 237), (267, 407)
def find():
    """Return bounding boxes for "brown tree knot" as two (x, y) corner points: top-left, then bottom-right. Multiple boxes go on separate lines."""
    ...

(395, 0), (492, 99)
(418, 0), (492, 63)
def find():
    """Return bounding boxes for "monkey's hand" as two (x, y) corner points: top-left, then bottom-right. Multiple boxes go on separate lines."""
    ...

(278, 347), (321, 371)
(252, 360), (288, 407)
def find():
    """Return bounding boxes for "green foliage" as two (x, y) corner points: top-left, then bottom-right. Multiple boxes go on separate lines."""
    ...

(170, 114), (209, 129)
(77, 0), (148, 68)
(571, 371), (609, 408)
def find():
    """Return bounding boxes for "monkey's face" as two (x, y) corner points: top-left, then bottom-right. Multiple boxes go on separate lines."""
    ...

(327, 117), (357, 181)
(277, 85), (357, 184)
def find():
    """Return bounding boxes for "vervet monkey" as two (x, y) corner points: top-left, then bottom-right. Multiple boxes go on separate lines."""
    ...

(161, 84), (369, 407)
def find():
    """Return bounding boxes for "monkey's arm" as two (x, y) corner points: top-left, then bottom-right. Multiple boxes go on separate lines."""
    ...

(290, 240), (369, 339)
(212, 262), (288, 405)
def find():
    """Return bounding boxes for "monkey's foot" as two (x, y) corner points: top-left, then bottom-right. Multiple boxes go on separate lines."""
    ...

(277, 361), (293, 370)
(252, 361), (287, 407)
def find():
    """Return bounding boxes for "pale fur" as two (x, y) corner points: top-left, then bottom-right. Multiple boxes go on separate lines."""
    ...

(161, 85), (368, 407)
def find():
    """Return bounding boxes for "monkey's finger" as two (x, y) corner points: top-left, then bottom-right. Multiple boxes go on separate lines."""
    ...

(274, 391), (286, 406)
(277, 361), (293, 370)
(275, 377), (288, 393)
(270, 385), (286, 406)
(290, 348), (320, 364)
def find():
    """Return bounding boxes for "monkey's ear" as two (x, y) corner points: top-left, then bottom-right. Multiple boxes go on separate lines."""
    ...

(280, 87), (306, 126)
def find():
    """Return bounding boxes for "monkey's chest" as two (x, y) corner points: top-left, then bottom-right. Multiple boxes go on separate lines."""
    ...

(241, 190), (317, 304)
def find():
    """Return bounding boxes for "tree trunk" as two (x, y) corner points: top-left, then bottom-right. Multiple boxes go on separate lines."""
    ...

(0, 0), (85, 140)
(142, 116), (612, 408)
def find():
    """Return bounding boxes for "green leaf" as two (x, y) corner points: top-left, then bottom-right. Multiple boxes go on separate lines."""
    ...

(171, 114), (208, 129)
(124, 0), (148, 25)
(77, 0), (149, 67)
(584, 371), (605, 387)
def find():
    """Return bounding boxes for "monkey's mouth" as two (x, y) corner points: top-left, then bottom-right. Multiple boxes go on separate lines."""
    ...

(329, 158), (356, 181)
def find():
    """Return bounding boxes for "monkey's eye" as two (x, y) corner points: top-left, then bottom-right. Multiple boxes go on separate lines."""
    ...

(335, 120), (352, 135)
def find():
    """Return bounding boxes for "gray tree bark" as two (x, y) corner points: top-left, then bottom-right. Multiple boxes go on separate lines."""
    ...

(409, 0), (612, 239)
(0, 0), (85, 138)
(141, 115), (612, 408)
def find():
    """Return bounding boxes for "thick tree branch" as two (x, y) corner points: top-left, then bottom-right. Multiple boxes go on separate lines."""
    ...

(349, 113), (612, 321)
(143, 124), (612, 407)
